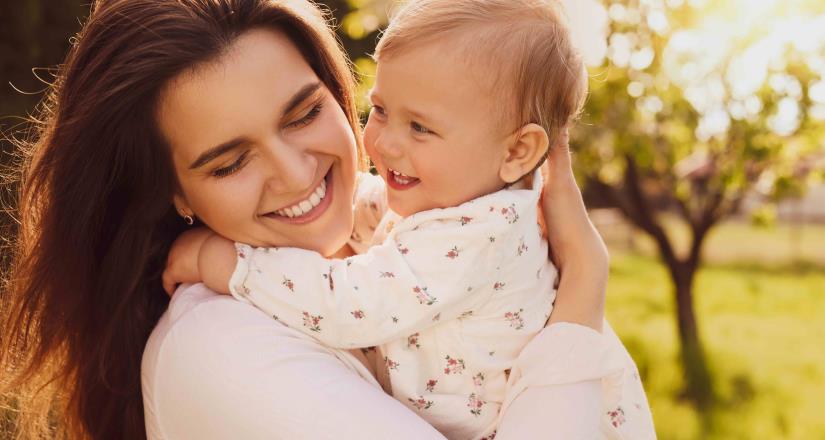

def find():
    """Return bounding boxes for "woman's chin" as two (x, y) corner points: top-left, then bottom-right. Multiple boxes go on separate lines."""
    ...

(318, 235), (352, 258)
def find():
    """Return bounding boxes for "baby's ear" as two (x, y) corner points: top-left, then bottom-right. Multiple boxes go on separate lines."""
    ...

(498, 123), (549, 184)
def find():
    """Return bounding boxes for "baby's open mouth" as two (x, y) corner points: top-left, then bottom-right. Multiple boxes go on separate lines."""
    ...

(387, 168), (420, 190)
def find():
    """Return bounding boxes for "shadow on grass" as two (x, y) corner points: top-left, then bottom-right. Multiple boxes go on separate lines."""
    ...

(708, 259), (825, 276)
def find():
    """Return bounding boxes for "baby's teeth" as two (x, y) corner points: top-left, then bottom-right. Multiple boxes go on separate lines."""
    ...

(299, 201), (312, 212)
(286, 207), (296, 217)
(310, 193), (321, 205)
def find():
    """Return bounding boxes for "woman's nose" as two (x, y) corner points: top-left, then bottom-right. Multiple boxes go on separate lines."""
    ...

(261, 140), (317, 193)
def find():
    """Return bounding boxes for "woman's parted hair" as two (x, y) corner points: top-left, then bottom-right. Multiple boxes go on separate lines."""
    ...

(0, 1), (361, 438)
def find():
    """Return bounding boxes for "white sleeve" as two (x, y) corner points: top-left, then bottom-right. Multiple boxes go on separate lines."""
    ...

(230, 213), (510, 349)
(143, 289), (445, 440)
(493, 322), (626, 440)
(496, 380), (602, 440)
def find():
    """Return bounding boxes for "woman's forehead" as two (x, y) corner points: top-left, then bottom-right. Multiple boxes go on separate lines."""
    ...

(157, 28), (320, 160)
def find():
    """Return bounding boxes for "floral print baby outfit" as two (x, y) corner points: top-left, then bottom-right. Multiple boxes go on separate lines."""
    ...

(230, 171), (656, 440)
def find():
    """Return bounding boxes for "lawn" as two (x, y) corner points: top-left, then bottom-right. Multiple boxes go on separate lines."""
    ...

(605, 220), (825, 439)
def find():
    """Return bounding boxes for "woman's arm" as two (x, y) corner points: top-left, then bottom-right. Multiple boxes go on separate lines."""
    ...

(494, 130), (615, 439)
(540, 128), (607, 331)
(143, 284), (446, 440)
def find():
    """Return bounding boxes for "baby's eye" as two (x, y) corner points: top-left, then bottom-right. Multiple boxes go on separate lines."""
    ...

(370, 105), (386, 117)
(411, 121), (432, 135)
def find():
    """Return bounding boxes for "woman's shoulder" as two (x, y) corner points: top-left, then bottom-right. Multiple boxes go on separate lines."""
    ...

(140, 283), (383, 439)
(142, 283), (307, 383)
(143, 283), (261, 367)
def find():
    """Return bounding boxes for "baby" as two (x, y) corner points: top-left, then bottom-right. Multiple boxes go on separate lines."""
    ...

(170, 0), (655, 438)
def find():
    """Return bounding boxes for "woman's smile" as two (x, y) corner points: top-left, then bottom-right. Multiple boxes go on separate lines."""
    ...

(263, 167), (334, 224)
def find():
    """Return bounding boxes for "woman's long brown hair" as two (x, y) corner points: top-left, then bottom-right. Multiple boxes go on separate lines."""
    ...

(0, 1), (362, 438)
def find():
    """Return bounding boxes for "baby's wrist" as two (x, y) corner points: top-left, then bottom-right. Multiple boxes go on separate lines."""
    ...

(198, 235), (237, 294)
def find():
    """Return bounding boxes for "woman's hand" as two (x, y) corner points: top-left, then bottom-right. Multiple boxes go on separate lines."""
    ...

(540, 128), (608, 331)
(162, 227), (215, 295)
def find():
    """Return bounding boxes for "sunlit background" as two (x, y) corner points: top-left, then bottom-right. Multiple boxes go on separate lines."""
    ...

(1, 1), (824, 439)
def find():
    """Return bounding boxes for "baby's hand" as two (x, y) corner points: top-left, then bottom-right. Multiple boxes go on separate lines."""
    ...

(198, 234), (238, 295)
(162, 227), (215, 296)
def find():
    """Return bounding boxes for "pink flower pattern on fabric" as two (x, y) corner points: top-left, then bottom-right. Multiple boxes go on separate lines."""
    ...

(408, 396), (433, 411)
(407, 333), (421, 349)
(501, 204), (519, 224)
(425, 379), (438, 392)
(301, 311), (322, 332)
(413, 286), (437, 305)
(504, 309), (525, 330)
(608, 407), (626, 427)
(445, 246), (460, 259)
(468, 393), (486, 416)
(444, 355), (466, 375)
(282, 276), (294, 292)
(384, 356), (400, 371)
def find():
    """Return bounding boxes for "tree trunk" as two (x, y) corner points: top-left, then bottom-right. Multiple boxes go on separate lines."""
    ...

(669, 262), (714, 407)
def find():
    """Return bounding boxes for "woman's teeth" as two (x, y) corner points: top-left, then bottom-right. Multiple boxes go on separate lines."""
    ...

(276, 179), (327, 218)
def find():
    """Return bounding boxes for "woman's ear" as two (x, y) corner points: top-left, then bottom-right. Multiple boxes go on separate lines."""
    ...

(172, 193), (193, 217)
(499, 123), (550, 184)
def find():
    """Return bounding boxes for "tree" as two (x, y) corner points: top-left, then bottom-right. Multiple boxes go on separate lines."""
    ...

(575, 0), (825, 407)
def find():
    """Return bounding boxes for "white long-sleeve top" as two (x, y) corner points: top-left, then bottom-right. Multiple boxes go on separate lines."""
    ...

(230, 171), (557, 439)
(142, 283), (656, 439)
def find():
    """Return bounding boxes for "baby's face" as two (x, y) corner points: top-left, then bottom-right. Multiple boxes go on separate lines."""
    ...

(364, 44), (512, 217)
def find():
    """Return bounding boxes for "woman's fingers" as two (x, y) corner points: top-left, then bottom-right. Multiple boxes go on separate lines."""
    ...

(540, 126), (607, 330)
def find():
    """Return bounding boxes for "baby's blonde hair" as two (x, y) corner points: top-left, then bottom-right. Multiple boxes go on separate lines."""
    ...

(375, 0), (587, 151)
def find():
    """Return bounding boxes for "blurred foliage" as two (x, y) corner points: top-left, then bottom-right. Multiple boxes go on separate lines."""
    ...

(573, 0), (825, 409)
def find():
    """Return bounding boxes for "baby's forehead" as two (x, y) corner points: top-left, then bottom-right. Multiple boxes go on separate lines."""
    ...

(381, 34), (519, 106)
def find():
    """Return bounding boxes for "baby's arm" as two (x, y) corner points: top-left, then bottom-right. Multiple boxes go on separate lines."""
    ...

(229, 215), (512, 349)
(198, 234), (238, 295)
(162, 227), (217, 295)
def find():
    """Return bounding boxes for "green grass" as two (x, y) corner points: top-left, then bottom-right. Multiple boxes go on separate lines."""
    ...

(607, 250), (825, 439)
(605, 217), (825, 266)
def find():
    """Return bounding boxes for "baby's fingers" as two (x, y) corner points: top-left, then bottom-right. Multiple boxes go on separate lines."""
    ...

(162, 269), (176, 297)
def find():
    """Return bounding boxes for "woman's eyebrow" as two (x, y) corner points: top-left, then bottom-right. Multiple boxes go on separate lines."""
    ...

(189, 138), (244, 170)
(189, 82), (323, 170)
(283, 81), (322, 115)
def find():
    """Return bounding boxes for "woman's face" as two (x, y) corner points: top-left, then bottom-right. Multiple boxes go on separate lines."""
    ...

(158, 28), (358, 256)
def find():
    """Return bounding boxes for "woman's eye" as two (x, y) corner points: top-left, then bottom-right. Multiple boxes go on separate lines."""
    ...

(212, 151), (249, 178)
(286, 103), (323, 129)
(411, 121), (432, 135)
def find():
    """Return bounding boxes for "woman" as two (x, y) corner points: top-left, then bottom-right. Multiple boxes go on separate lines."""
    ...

(0, 1), (616, 439)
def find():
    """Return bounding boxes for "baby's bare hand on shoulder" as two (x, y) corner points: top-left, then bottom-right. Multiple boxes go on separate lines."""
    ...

(162, 227), (215, 296)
